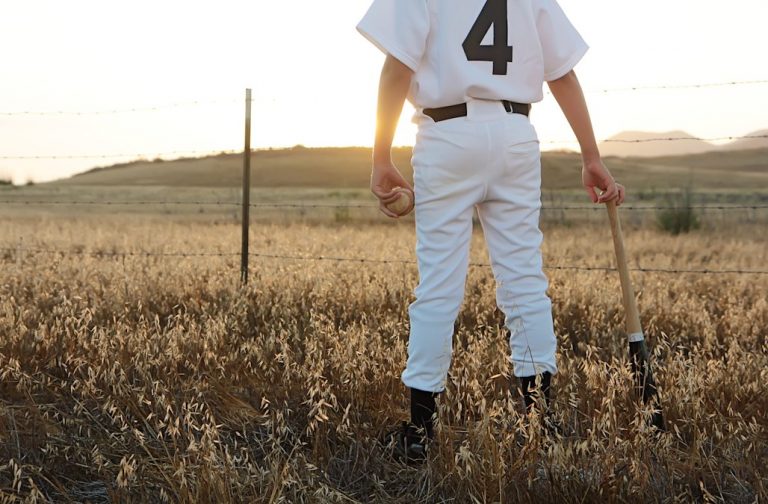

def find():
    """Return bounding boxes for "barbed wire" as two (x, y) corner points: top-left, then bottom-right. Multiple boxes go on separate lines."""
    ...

(249, 203), (768, 211)
(542, 134), (768, 146)
(547, 79), (768, 95)
(3, 246), (767, 275)
(541, 205), (768, 211)
(0, 200), (766, 212)
(2, 133), (766, 160)
(1, 247), (239, 258)
(0, 200), (243, 207)
(0, 148), (241, 160)
(246, 252), (768, 276)
(600, 79), (768, 92)
(2, 79), (765, 116)
(600, 134), (768, 144)
(0, 99), (243, 116)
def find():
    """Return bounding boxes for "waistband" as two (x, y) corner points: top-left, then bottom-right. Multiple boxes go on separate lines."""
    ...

(422, 100), (531, 122)
(418, 98), (531, 123)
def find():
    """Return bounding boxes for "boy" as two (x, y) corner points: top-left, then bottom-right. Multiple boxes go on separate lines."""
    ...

(357, 0), (625, 462)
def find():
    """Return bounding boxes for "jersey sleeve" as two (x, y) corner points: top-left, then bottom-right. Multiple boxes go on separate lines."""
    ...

(535, 0), (589, 81)
(356, 0), (430, 72)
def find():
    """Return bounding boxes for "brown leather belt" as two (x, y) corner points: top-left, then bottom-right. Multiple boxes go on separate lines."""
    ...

(423, 100), (531, 123)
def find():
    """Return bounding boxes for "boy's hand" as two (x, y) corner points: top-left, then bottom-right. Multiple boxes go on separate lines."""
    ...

(582, 159), (625, 206)
(371, 161), (415, 218)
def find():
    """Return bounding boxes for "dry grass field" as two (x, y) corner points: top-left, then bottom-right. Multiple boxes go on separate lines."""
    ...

(1, 211), (767, 503)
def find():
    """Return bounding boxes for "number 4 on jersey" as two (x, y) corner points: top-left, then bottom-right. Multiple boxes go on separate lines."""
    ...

(462, 0), (514, 75)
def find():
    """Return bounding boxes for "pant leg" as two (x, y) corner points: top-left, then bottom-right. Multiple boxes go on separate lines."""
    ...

(475, 117), (558, 378)
(403, 119), (486, 393)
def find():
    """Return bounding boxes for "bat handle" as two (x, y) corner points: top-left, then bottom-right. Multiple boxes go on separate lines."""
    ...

(606, 200), (643, 338)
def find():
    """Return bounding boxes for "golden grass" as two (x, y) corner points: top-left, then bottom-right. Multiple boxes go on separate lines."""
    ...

(1, 216), (767, 502)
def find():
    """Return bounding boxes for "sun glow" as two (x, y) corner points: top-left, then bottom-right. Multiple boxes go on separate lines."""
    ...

(0, 0), (766, 183)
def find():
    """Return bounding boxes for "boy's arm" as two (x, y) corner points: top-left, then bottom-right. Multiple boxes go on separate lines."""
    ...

(547, 70), (625, 206)
(371, 54), (415, 218)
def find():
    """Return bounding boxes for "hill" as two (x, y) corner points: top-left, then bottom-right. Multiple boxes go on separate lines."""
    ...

(50, 145), (768, 191)
(598, 130), (716, 157)
(598, 129), (768, 157)
(56, 147), (414, 188)
(721, 129), (768, 151)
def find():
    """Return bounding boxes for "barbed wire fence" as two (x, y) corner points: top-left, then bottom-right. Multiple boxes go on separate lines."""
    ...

(2, 78), (766, 117)
(2, 246), (767, 276)
(2, 81), (767, 280)
(2, 135), (768, 160)
(0, 199), (766, 211)
(0, 246), (768, 275)
(2, 199), (767, 276)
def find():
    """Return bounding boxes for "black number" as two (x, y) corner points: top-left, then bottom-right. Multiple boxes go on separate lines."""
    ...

(462, 0), (514, 75)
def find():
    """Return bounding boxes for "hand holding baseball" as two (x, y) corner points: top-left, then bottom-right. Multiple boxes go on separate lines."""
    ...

(384, 186), (414, 217)
(370, 161), (415, 218)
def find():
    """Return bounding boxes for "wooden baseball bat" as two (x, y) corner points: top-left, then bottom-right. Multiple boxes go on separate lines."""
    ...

(606, 200), (665, 431)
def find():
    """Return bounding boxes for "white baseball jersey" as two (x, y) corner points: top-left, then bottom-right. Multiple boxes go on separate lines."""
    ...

(357, 0), (588, 108)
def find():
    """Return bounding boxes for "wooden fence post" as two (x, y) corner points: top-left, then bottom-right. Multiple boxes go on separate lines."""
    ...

(16, 237), (23, 272)
(241, 88), (252, 285)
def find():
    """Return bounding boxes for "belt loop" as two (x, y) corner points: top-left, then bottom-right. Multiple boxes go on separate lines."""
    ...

(502, 100), (512, 113)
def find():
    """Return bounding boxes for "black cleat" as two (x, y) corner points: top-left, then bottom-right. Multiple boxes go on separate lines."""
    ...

(541, 412), (565, 439)
(517, 372), (568, 440)
(381, 421), (429, 465)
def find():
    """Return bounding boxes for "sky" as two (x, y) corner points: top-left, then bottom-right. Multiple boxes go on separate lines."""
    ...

(1, 0), (767, 184)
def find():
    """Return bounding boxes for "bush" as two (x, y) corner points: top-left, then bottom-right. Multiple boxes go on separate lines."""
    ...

(656, 188), (700, 234)
(334, 206), (350, 223)
(0, 179), (11, 186)
(636, 187), (658, 201)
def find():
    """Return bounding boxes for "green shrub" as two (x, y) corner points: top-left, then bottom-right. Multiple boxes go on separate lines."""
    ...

(656, 188), (700, 234)
(334, 206), (350, 223)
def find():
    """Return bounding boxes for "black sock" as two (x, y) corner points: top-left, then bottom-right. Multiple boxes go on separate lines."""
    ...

(519, 372), (552, 413)
(410, 388), (437, 440)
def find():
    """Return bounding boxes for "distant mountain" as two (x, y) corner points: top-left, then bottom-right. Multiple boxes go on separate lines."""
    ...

(599, 131), (716, 157)
(599, 129), (768, 157)
(721, 129), (768, 151)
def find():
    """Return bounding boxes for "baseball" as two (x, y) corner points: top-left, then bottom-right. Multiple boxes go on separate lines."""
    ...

(386, 187), (413, 216)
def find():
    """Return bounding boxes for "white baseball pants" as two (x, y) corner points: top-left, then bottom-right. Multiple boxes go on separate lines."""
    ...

(403, 99), (558, 393)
